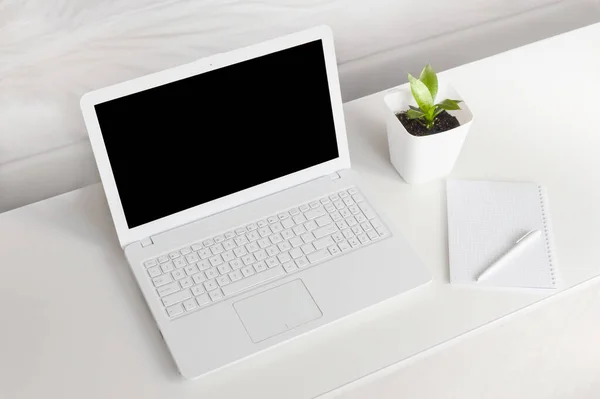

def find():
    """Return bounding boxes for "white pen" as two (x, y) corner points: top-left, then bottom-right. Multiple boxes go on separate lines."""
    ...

(477, 229), (542, 281)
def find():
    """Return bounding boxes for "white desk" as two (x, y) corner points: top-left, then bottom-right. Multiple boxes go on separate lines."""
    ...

(2, 23), (600, 399)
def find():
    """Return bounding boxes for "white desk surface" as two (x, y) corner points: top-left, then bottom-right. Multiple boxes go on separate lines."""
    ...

(2, 23), (600, 399)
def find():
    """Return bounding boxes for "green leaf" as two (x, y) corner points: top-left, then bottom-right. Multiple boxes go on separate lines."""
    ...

(419, 64), (438, 101)
(408, 74), (434, 112)
(436, 99), (463, 111)
(409, 105), (423, 112)
(433, 106), (445, 118)
(406, 109), (425, 119)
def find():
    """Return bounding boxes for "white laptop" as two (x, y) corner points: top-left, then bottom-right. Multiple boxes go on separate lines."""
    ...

(80, 26), (430, 379)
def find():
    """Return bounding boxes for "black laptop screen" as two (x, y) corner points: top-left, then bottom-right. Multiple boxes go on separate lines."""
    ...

(95, 40), (339, 228)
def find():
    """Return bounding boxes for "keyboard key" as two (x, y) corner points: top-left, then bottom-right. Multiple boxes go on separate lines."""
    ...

(235, 236), (249, 246)
(270, 233), (283, 244)
(174, 258), (187, 268)
(172, 269), (186, 280)
(217, 263), (232, 274)
(254, 261), (268, 273)
(166, 304), (184, 317)
(367, 230), (379, 240)
(315, 215), (333, 227)
(258, 227), (272, 237)
(181, 247), (192, 255)
(266, 245), (280, 256)
(157, 281), (180, 296)
(197, 259), (211, 270)
(283, 261), (298, 273)
(277, 252), (292, 263)
(352, 226), (363, 235)
(320, 197), (330, 204)
(235, 228), (247, 236)
(241, 265), (255, 277)
(361, 222), (373, 232)
(144, 259), (158, 268)
(169, 251), (181, 259)
(229, 270), (243, 281)
(266, 216), (278, 223)
(338, 240), (351, 251)
(329, 194), (340, 201)
(371, 218), (383, 229)
(352, 194), (364, 202)
(309, 201), (319, 209)
(358, 234), (370, 244)
(147, 266), (161, 278)
(301, 243), (316, 254)
(233, 247), (247, 257)
(331, 211), (342, 221)
(340, 209), (352, 218)
(301, 232), (315, 243)
(246, 231), (260, 242)
(246, 242), (260, 253)
(161, 262), (174, 273)
(183, 298), (198, 311)
(191, 243), (203, 251)
(162, 289), (192, 307)
(344, 198), (354, 206)
(289, 208), (300, 216)
(299, 204), (310, 212)
(198, 248), (211, 259)
(336, 221), (349, 230)
(358, 203), (377, 220)
(204, 279), (218, 291)
(158, 255), (170, 263)
(348, 205), (360, 215)
(289, 248), (303, 259)
(222, 250), (235, 262)
(153, 274), (173, 287)
(254, 249), (268, 261)
(281, 229), (295, 240)
(346, 216), (358, 226)
(225, 231), (236, 239)
(192, 273), (207, 285)
(339, 191), (349, 198)
(296, 256), (309, 268)
(203, 239), (215, 247)
(230, 259), (243, 270)
(258, 238), (271, 248)
(209, 255), (223, 267)
(342, 229), (354, 239)
(257, 220), (268, 227)
(325, 204), (336, 213)
(196, 294), (211, 307)
(293, 214), (307, 224)
(305, 207), (326, 220)
(247, 223), (258, 231)
(271, 222), (283, 233)
(304, 221), (318, 231)
(334, 202), (345, 210)
(313, 224), (338, 239)
(222, 266), (285, 296)
(349, 237), (360, 248)
(278, 241), (292, 252)
(191, 284), (205, 296)
(348, 187), (358, 195)
(293, 224), (307, 235)
(314, 236), (335, 250)
(307, 249), (331, 263)
(328, 245), (341, 256)
(266, 257), (279, 268)
(217, 275), (231, 287)
(180, 277), (194, 288)
(209, 289), (224, 301)
(205, 268), (219, 279)
(211, 244), (225, 254)
(281, 218), (295, 229)
(332, 232), (345, 243)
(278, 212), (289, 220)
(185, 253), (199, 264)
(242, 254), (256, 265)
(376, 227), (389, 237)
(289, 236), (304, 248)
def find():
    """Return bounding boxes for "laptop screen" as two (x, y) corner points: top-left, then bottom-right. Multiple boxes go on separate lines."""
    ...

(95, 40), (339, 229)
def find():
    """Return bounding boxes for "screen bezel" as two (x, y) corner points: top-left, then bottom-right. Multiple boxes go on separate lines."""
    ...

(80, 26), (350, 248)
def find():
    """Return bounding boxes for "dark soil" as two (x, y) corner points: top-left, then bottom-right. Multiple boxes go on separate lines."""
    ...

(396, 110), (460, 136)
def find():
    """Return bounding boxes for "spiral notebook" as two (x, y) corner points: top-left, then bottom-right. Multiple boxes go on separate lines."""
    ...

(447, 179), (558, 289)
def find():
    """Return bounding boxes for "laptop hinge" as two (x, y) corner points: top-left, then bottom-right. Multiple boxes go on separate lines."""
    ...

(140, 237), (154, 247)
(329, 172), (341, 180)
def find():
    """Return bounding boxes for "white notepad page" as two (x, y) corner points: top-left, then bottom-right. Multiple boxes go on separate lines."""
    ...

(447, 180), (558, 289)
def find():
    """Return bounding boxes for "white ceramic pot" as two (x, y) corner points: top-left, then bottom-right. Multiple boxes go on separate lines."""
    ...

(384, 81), (474, 184)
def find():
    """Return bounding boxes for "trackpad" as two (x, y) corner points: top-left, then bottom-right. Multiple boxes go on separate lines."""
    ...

(233, 280), (322, 343)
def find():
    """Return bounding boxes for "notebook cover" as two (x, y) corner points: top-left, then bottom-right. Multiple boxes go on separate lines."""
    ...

(446, 179), (558, 289)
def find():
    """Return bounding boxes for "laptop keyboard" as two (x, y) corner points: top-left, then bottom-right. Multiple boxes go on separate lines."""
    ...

(142, 187), (390, 319)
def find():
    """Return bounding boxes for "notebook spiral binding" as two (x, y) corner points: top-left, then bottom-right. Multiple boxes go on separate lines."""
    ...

(538, 185), (557, 287)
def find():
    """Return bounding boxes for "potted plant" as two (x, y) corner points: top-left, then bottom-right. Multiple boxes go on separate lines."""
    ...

(384, 64), (474, 184)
